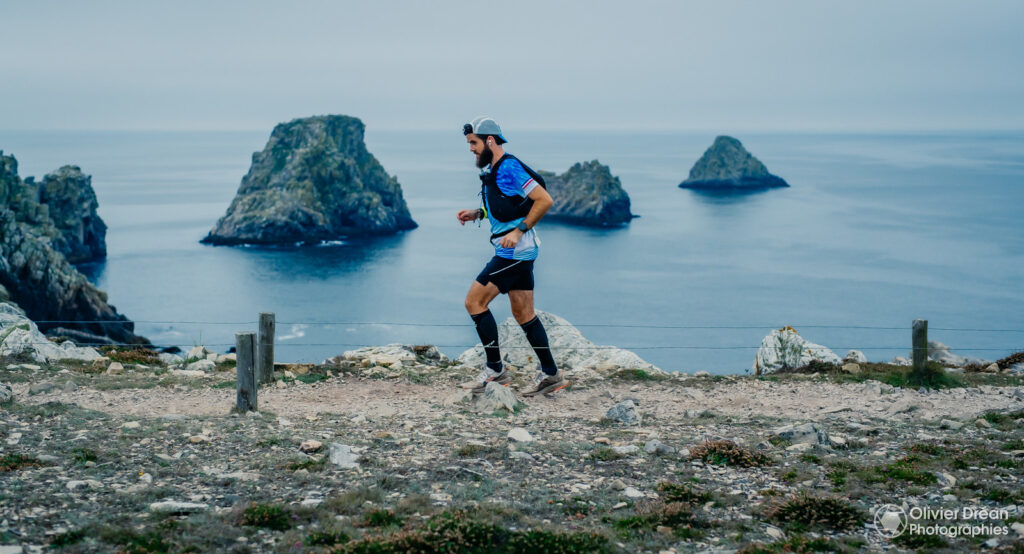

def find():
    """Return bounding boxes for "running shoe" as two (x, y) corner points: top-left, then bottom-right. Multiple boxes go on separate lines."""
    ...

(521, 370), (569, 397)
(459, 367), (511, 394)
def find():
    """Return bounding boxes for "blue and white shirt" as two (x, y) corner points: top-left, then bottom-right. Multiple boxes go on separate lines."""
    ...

(482, 156), (541, 261)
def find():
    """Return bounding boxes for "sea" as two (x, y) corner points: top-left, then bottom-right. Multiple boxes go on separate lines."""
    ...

(1, 129), (1022, 374)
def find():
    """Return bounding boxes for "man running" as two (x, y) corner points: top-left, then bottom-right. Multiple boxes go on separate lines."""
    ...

(456, 116), (567, 397)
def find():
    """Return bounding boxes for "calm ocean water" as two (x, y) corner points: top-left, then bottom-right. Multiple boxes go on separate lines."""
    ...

(1, 129), (1022, 373)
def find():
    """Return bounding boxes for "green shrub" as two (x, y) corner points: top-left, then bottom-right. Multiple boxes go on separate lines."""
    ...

(0, 453), (44, 471)
(307, 530), (351, 546)
(690, 440), (773, 467)
(241, 503), (292, 530)
(655, 482), (712, 504)
(363, 509), (403, 528)
(589, 447), (624, 462)
(767, 495), (864, 531)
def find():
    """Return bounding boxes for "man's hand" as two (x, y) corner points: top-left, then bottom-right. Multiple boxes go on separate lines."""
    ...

(499, 228), (523, 248)
(457, 209), (481, 226)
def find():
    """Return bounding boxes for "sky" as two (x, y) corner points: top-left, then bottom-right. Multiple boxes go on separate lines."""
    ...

(2, 0), (1022, 132)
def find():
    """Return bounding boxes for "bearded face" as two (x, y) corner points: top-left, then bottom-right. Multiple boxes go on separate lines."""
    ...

(475, 142), (494, 168)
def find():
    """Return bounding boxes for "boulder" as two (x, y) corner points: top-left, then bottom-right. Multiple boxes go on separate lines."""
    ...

(537, 160), (633, 226)
(922, 340), (990, 367)
(477, 381), (520, 413)
(332, 344), (450, 370)
(0, 302), (102, 362)
(202, 115), (417, 245)
(773, 422), (831, 447)
(753, 326), (840, 375)
(457, 311), (662, 380)
(679, 136), (789, 190)
(507, 428), (534, 443)
(328, 443), (363, 468)
(843, 350), (867, 363)
(606, 400), (641, 426)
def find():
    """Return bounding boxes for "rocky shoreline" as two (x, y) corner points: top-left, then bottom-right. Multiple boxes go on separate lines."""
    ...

(1, 341), (1022, 553)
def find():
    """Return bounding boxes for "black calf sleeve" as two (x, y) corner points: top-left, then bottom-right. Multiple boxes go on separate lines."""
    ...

(520, 316), (557, 375)
(470, 310), (502, 371)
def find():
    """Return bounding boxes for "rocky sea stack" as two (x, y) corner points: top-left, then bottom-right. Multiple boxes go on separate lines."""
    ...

(680, 136), (789, 190)
(539, 160), (633, 226)
(0, 151), (147, 345)
(202, 115), (417, 246)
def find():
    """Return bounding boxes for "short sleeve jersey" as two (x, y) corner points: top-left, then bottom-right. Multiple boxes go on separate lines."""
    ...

(482, 156), (540, 261)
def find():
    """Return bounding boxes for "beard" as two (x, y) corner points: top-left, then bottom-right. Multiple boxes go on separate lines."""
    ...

(475, 145), (493, 169)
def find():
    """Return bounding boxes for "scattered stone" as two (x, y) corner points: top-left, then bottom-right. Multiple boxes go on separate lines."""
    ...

(765, 525), (785, 540)
(188, 435), (210, 444)
(509, 451), (535, 461)
(0, 382), (12, 403)
(105, 362), (124, 375)
(939, 419), (964, 430)
(186, 359), (216, 372)
(149, 501), (208, 514)
(121, 421), (141, 429)
(28, 382), (58, 395)
(984, 363), (1000, 373)
(841, 363), (860, 374)
(1011, 522), (1024, 536)
(773, 422), (830, 447)
(975, 418), (992, 429)
(644, 440), (676, 455)
(694, 371), (711, 378)
(507, 428), (534, 443)
(62, 380), (78, 393)
(66, 480), (102, 491)
(477, 381), (520, 412)
(594, 437), (611, 445)
(656, 525), (673, 536)
(329, 443), (361, 468)
(937, 472), (956, 488)
(623, 487), (644, 499)
(187, 346), (212, 361)
(612, 445), (639, 455)
(606, 400), (641, 426)
(611, 480), (627, 491)
(299, 440), (323, 453)
(158, 353), (184, 365)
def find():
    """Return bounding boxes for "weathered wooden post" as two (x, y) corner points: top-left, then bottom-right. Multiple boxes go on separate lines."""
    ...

(256, 312), (275, 384)
(235, 332), (257, 413)
(911, 319), (928, 375)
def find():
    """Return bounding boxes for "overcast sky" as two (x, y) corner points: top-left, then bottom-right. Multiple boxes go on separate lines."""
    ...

(2, 1), (1022, 132)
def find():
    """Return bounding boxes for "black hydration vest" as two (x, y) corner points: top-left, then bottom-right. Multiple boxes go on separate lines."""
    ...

(480, 154), (547, 226)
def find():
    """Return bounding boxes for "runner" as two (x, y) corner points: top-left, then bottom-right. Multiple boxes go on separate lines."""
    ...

(456, 116), (568, 397)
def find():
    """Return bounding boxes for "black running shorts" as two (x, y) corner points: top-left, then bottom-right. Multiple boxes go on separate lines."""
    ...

(475, 256), (535, 294)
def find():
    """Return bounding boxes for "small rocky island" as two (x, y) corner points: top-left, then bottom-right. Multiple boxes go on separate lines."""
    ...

(680, 135), (789, 190)
(538, 160), (633, 226)
(0, 151), (148, 346)
(202, 115), (417, 246)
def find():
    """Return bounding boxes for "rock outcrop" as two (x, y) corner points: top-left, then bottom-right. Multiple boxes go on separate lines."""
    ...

(0, 151), (146, 345)
(680, 136), (789, 190)
(537, 160), (633, 226)
(38, 166), (107, 264)
(457, 311), (663, 381)
(753, 326), (840, 375)
(202, 115), (417, 246)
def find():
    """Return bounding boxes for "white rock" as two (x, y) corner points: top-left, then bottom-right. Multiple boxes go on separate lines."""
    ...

(66, 480), (103, 491)
(299, 440), (323, 453)
(328, 443), (362, 468)
(187, 346), (211, 360)
(753, 327), (841, 374)
(121, 421), (141, 429)
(186, 359), (215, 372)
(105, 362), (124, 375)
(694, 371), (711, 378)
(149, 501), (208, 513)
(773, 422), (830, 447)
(216, 354), (236, 364)
(606, 400), (641, 426)
(477, 381), (520, 412)
(0, 302), (102, 362)
(158, 353), (184, 365)
(1011, 521), (1024, 535)
(456, 312), (663, 378)
(937, 472), (956, 488)
(334, 344), (450, 368)
(923, 340), (989, 368)
(841, 363), (861, 374)
(507, 428), (534, 443)
(612, 445), (639, 455)
(0, 383), (12, 403)
(509, 451), (535, 461)
(170, 369), (207, 378)
(843, 350), (868, 363)
(205, 352), (218, 361)
(623, 487), (644, 499)
(939, 419), (964, 430)
(892, 356), (912, 366)
(765, 525), (785, 540)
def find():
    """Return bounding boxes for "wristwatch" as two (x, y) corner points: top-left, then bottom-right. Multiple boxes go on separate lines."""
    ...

(516, 222), (529, 232)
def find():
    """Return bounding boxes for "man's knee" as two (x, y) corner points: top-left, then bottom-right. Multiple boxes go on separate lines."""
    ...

(512, 306), (535, 324)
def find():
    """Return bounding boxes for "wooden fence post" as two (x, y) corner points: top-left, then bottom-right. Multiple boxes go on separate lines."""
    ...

(911, 319), (928, 374)
(235, 332), (257, 413)
(257, 312), (275, 384)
